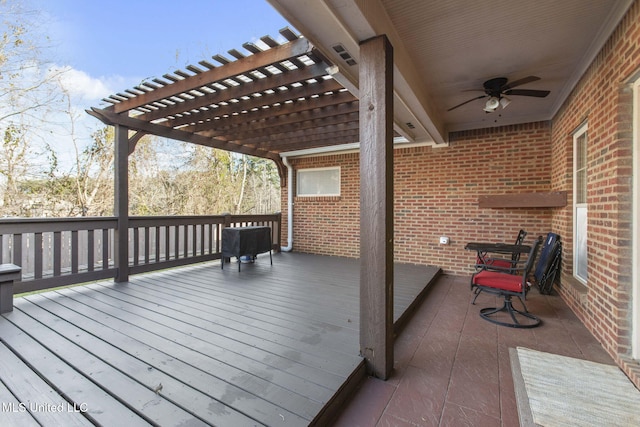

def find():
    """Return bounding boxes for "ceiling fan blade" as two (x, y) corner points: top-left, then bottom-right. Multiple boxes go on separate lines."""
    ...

(447, 95), (487, 111)
(503, 76), (540, 90)
(504, 89), (550, 97)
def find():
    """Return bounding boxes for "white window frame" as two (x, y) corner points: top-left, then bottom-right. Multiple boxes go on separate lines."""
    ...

(296, 166), (341, 197)
(632, 78), (640, 359)
(573, 122), (588, 284)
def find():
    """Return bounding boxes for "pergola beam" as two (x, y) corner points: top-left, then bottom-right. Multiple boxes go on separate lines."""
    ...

(202, 111), (359, 142)
(87, 107), (280, 162)
(110, 37), (314, 113)
(232, 121), (360, 148)
(260, 130), (360, 151)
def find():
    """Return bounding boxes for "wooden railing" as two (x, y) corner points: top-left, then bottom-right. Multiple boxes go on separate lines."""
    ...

(0, 214), (281, 294)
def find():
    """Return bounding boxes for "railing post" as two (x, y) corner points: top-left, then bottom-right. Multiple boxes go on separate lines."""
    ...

(222, 213), (232, 228)
(0, 264), (21, 314)
(221, 213), (232, 264)
(275, 212), (282, 252)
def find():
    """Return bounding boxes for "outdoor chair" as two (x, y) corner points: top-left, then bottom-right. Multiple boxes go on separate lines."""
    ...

(471, 229), (527, 303)
(475, 229), (527, 272)
(470, 236), (542, 328)
(532, 232), (562, 295)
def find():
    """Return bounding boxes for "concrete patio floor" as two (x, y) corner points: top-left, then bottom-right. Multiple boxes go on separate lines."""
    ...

(333, 274), (615, 427)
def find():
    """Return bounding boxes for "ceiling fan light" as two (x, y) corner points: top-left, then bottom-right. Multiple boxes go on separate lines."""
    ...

(483, 97), (499, 112)
(500, 96), (511, 109)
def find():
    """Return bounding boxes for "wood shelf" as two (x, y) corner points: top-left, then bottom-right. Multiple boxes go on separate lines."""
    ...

(478, 191), (567, 208)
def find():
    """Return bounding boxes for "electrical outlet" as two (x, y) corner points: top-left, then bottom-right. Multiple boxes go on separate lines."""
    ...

(439, 236), (449, 245)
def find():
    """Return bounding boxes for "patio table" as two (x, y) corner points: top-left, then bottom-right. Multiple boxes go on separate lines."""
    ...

(465, 242), (531, 266)
(221, 226), (273, 271)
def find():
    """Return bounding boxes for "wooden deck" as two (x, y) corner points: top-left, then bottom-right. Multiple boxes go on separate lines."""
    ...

(0, 252), (440, 426)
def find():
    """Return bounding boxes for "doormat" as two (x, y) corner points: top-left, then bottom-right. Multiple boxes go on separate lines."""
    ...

(510, 347), (640, 427)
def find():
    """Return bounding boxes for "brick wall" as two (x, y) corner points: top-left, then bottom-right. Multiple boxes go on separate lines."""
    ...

(283, 121), (553, 275)
(550, 0), (639, 377)
(283, 153), (360, 258)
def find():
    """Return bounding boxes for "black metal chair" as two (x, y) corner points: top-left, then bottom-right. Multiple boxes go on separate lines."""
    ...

(475, 229), (527, 272)
(533, 232), (562, 295)
(471, 229), (527, 303)
(470, 237), (542, 328)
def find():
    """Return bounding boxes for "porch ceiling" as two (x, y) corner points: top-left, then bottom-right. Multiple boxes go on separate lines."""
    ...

(269, 0), (634, 142)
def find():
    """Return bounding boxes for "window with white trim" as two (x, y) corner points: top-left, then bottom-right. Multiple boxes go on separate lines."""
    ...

(632, 77), (640, 359)
(296, 167), (340, 197)
(573, 122), (588, 283)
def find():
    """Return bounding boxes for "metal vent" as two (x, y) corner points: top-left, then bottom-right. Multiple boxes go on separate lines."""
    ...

(331, 44), (357, 66)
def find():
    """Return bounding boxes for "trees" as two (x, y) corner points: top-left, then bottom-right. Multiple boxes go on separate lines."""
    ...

(0, 0), (281, 218)
(0, 0), (68, 216)
(127, 141), (281, 216)
(0, 0), (65, 126)
(73, 126), (114, 216)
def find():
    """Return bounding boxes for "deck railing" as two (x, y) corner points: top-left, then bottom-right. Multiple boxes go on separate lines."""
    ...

(0, 213), (281, 294)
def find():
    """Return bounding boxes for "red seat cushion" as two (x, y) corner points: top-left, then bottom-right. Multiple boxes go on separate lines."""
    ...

(472, 270), (524, 293)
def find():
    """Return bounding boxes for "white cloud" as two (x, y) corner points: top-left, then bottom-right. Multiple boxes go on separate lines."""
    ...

(48, 65), (114, 102)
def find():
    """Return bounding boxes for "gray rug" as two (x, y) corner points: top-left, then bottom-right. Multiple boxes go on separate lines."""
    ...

(510, 347), (640, 427)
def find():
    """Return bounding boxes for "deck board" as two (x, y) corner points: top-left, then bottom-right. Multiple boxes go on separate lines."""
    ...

(0, 320), (149, 426)
(83, 283), (355, 381)
(0, 372), (41, 427)
(0, 253), (440, 426)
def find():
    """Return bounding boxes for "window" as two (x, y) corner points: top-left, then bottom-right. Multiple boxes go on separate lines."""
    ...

(573, 122), (588, 283)
(296, 167), (340, 197)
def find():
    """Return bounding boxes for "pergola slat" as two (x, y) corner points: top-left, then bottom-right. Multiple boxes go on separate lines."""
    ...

(110, 37), (313, 114)
(168, 79), (349, 129)
(136, 63), (329, 123)
(280, 27), (299, 41)
(188, 98), (358, 138)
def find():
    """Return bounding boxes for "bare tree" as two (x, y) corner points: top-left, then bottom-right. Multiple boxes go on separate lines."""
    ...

(0, 124), (28, 214)
(0, 0), (65, 126)
(73, 126), (114, 216)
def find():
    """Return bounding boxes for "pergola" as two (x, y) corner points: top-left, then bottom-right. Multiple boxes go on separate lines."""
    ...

(87, 28), (359, 182)
(88, 28), (397, 379)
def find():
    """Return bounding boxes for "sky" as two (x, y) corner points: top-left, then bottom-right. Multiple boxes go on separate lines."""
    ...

(16, 0), (292, 169)
(32, 0), (292, 103)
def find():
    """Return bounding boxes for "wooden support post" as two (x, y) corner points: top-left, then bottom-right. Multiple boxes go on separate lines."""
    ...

(114, 124), (130, 283)
(359, 35), (394, 379)
(0, 264), (21, 314)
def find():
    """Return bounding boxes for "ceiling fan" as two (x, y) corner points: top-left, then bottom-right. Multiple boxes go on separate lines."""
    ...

(447, 76), (550, 113)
